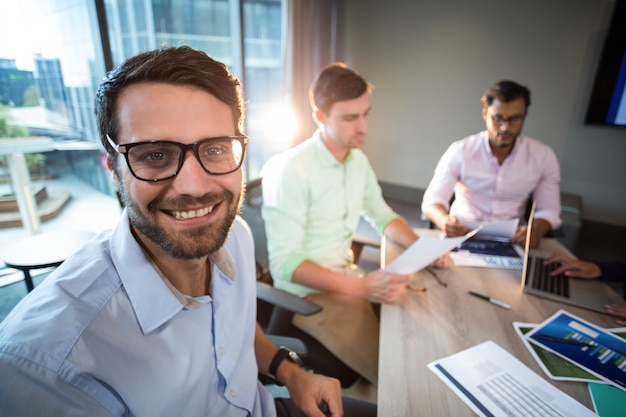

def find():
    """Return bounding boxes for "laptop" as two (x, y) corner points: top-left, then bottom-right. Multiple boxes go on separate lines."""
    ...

(520, 201), (623, 313)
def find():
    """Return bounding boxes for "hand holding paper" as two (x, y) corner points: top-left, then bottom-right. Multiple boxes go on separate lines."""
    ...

(383, 228), (479, 274)
(460, 219), (519, 239)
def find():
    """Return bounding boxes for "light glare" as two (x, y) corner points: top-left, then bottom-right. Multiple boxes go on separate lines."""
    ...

(261, 105), (297, 145)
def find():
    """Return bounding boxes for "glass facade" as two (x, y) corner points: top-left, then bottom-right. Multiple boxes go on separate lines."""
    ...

(0, 0), (287, 199)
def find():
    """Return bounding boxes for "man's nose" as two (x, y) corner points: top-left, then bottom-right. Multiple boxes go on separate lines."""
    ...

(358, 116), (369, 132)
(171, 153), (213, 194)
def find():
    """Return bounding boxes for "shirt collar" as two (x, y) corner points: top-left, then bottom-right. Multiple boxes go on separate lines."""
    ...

(481, 130), (524, 158)
(210, 246), (237, 281)
(109, 210), (236, 334)
(313, 130), (354, 165)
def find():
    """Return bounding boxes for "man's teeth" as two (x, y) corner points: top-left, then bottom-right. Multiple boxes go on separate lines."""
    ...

(172, 206), (214, 219)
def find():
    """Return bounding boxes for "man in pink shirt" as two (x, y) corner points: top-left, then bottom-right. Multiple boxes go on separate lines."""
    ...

(421, 80), (561, 248)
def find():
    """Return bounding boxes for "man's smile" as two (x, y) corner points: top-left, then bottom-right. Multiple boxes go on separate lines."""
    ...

(168, 205), (216, 220)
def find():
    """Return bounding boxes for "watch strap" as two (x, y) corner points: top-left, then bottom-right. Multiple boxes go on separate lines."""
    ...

(268, 347), (295, 385)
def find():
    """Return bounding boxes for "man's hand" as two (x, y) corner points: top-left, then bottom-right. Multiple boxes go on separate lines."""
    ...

(512, 226), (531, 247)
(426, 204), (469, 237)
(512, 218), (551, 248)
(545, 254), (601, 278)
(546, 255), (626, 325)
(362, 270), (410, 304)
(439, 215), (470, 237)
(430, 253), (450, 268)
(605, 304), (626, 326)
(282, 365), (343, 417)
(256, 325), (343, 416)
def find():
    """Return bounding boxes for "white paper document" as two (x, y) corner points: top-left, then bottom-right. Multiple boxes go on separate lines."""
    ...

(382, 229), (477, 274)
(461, 219), (519, 239)
(428, 340), (598, 417)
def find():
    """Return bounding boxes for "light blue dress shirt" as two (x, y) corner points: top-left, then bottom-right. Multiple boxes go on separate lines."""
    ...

(0, 212), (275, 417)
(262, 130), (398, 297)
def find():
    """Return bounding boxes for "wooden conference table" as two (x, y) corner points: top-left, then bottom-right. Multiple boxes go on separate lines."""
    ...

(378, 229), (623, 416)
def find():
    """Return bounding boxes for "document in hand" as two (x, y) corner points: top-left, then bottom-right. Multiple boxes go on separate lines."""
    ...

(427, 340), (598, 417)
(461, 218), (519, 239)
(382, 228), (478, 274)
(526, 309), (626, 392)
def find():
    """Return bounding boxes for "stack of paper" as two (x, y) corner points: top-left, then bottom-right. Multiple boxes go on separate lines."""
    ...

(428, 340), (598, 417)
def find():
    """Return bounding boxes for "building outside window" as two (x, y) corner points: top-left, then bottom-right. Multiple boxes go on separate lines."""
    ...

(0, 0), (288, 207)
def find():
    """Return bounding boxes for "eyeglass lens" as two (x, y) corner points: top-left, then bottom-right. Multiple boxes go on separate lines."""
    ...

(127, 137), (244, 181)
(491, 115), (524, 125)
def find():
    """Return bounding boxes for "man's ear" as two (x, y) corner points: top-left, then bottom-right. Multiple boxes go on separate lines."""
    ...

(106, 155), (121, 187)
(313, 109), (326, 125)
(481, 107), (488, 121)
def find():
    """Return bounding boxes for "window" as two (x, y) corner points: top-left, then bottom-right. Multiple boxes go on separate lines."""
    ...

(0, 0), (287, 203)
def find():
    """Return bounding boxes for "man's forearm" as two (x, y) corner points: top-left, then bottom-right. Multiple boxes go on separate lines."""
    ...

(382, 217), (419, 248)
(426, 204), (450, 231)
(531, 218), (552, 241)
(254, 323), (309, 388)
(291, 260), (367, 297)
(255, 323), (278, 375)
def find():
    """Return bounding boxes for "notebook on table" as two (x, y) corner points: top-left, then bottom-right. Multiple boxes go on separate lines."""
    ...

(520, 202), (623, 313)
(450, 218), (523, 270)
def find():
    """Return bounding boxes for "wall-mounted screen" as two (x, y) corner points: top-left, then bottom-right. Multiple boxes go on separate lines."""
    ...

(585, 0), (626, 127)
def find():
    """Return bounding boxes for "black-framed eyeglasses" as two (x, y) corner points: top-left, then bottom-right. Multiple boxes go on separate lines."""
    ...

(489, 114), (525, 126)
(106, 134), (248, 182)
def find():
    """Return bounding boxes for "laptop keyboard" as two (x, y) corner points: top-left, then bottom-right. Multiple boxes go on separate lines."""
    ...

(529, 256), (570, 297)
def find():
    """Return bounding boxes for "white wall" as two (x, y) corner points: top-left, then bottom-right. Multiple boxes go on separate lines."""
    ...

(344, 0), (626, 226)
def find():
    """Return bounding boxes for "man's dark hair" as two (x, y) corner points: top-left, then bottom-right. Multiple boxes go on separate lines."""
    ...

(480, 80), (531, 109)
(95, 46), (244, 161)
(309, 63), (372, 114)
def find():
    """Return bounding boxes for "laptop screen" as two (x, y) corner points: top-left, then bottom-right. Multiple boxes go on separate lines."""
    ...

(520, 200), (537, 292)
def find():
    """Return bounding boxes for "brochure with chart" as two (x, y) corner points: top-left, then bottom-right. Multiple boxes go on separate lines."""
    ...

(513, 322), (604, 383)
(514, 321), (626, 383)
(526, 309), (626, 392)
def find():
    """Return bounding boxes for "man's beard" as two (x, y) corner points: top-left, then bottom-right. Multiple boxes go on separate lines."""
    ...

(492, 131), (518, 148)
(119, 185), (243, 260)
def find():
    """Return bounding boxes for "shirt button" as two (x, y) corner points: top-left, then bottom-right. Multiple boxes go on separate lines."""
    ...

(229, 389), (237, 398)
(218, 347), (224, 356)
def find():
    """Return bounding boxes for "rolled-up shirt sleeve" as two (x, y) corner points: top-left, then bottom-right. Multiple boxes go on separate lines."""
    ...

(532, 146), (562, 230)
(421, 142), (462, 218)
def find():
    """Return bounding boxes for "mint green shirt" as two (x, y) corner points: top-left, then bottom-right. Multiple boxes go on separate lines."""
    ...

(261, 131), (398, 297)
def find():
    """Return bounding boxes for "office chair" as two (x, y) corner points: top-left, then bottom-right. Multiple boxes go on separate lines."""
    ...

(241, 178), (361, 388)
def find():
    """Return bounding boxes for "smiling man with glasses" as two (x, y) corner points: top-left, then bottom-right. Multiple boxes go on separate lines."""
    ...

(422, 80), (561, 248)
(0, 46), (358, 417)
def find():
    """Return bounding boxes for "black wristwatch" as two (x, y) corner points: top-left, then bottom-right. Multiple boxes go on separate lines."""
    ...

(268, 347), (304, 385)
